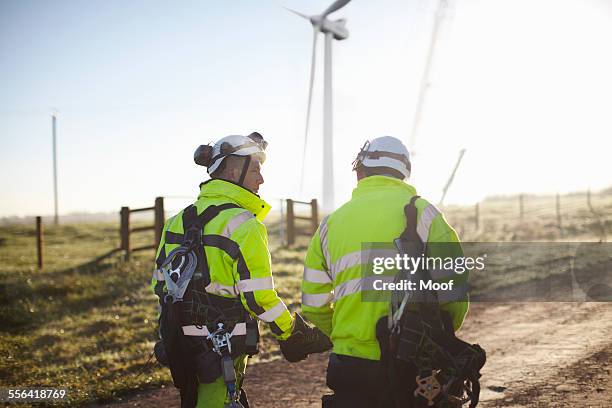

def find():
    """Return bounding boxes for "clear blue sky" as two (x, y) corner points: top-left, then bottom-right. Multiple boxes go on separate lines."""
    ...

(1, 0), (611, 217)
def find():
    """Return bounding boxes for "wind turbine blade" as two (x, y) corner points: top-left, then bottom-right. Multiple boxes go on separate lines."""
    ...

(321, 0), (351, 18)
(439, 148), (466, 207)
(283, 6), (310, 20)
(299, 29), (319, 193)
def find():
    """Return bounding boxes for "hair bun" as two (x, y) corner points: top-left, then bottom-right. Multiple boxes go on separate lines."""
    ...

(194, 145), (213, 167)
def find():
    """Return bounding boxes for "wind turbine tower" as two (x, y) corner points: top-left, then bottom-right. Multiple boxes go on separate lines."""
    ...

(287, 0), (351, 212)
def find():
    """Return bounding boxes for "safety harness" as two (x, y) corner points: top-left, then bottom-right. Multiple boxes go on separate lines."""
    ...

(376, 196), (486, 408)
(153, 203), (258, 408)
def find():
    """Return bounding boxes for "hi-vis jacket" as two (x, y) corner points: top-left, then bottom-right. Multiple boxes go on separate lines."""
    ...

(302, 176), (469, 360)
(152, 179), (293, 340)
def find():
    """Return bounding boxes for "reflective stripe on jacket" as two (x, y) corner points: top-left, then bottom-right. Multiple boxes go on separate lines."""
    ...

(152, 179), (293, 340)
(302, 175), (469, 360)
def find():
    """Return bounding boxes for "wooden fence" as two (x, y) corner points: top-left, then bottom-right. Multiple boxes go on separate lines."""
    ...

(285, 198), (318, 246)
(447, 190), (610, 241)
(120, 197), (165, 260)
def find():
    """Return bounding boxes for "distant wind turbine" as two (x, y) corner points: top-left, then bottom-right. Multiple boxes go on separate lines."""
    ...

(408, 0), (451, 153)
(286, 0), (351, 212)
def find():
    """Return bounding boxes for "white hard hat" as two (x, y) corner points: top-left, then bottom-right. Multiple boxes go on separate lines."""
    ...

(194, 132), (268, 174)
(352, 136), (411, 179)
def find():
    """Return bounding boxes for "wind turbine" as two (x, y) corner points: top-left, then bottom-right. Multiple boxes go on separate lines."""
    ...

(286, 0), (351, 212)
(408, 0), (451, 153)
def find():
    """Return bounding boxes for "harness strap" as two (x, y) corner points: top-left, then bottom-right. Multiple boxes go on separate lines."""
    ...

(390, 196), (425, 328)
(155, 245), (167, 269)
(182, 322), (247, 337)
(399, 195), (423, 249)
(238, 155), (251, 186)
(154, 202), (241, 304)
(155, 202), (255, 408)
(164, 203), (241, 245)
(380, 196), (487, 407)
(160, 203), (283, 337)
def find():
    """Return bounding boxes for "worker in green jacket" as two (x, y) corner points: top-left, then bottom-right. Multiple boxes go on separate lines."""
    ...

(152, 133), (330, 408)
(302, 136), (469, 408)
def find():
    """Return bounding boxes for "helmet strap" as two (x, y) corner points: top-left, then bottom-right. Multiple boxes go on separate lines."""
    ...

(238, 155), (251, 186)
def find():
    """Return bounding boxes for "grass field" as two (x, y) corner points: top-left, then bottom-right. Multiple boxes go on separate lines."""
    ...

(0, 223), (167, 405)
(1, 191), (610, 406)
(0, 220), (314, 406)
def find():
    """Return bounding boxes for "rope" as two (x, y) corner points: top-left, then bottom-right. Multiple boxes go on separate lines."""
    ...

(134, 351), (156, 378)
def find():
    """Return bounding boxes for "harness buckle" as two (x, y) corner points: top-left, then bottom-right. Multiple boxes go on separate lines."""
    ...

(209, 322), (233, 356)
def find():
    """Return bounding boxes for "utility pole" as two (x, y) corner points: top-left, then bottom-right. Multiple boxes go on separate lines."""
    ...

(52, 111), (59, 225)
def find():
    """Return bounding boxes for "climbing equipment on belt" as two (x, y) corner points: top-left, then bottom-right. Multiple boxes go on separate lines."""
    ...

(153, 203), (259, 408)
(377, 196), (486, 408)
(208, 322), (244, 407)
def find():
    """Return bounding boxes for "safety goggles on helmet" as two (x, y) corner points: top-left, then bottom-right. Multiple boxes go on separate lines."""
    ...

(207, 133), (268, 175)
(352, 140), (371, 171)
(247, 131), (268, 150)
(217, 133), (267, 156)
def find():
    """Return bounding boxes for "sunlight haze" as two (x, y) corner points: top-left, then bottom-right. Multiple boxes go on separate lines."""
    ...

(1, 0), (611, 217)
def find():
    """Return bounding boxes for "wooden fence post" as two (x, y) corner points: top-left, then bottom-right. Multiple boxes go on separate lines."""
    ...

(556, 193), (563, 236)
(286, 199), (295, 246)
(587, 189), (592, 209)
(154, 197), (165, 248)
(120, 206), (130, 260)
(36, 216), (43, 270)
(586, 189), (606, 241)
(311, 199), (319, 234)
(279, 199), (285, 246)
(474, 203), (480, 231)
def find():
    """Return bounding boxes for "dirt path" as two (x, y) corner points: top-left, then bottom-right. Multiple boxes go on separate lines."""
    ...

(461, 302), (612, 407)
(99, 302), (612, 407)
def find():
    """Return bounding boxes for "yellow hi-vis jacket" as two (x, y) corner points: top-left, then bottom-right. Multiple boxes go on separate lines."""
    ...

(152, 179), (293, 340)
(302, 175), (469, 360)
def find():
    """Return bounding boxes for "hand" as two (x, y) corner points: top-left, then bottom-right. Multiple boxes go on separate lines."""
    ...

(278, 313), (333, 362)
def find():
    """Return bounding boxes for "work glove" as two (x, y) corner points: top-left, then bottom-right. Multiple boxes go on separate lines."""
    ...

(278, 313), (333, 363)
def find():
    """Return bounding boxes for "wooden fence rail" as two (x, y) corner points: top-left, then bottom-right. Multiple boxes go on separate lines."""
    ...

(448, 190), (610, 241)
(120, 196), (165, 260)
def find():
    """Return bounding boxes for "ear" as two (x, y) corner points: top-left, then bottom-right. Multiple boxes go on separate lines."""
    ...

(355, 165), (365, 181)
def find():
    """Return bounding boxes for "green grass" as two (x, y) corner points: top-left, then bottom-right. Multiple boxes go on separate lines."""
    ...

(0, 222), (170, 405)
(0, 191), (610, 406)
(0, 220), (312, 406)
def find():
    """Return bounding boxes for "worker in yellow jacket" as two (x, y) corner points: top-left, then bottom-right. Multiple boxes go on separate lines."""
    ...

(302, 136), (470, 407)
(152, 133), (330, 408)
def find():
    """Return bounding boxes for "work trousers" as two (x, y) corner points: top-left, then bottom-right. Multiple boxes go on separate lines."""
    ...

(323, 353), (391, 408)
(195, 355), (248, 408)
